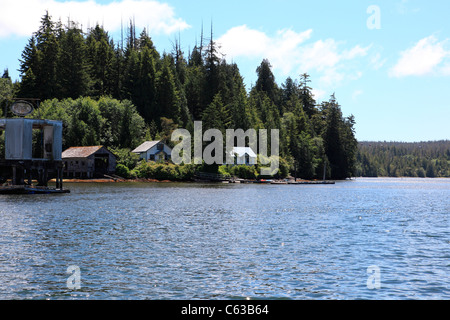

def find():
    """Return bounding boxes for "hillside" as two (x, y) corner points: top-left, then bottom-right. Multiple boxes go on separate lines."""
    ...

(356, 140), (450, 177)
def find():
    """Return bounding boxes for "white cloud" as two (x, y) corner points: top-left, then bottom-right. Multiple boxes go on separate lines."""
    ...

(216, 25), (271, 58)
(311, 88), (326, 101)
(369, 52), (387, 70)
(0, 0), (190, 38)
(217, 25), (313, 75)
(389, 35), (450, 77)
(396, 0), (420, 15)
(217, 25), (370, 90)
(299, 39), (341, 72)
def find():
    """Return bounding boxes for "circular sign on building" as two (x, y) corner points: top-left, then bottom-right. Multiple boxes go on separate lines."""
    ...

(10, 100), (34, 117)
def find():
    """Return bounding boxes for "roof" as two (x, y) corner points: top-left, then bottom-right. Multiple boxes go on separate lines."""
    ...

(62, 146), (104, 158)
(132, 141), (161, 153)
(231, 147), (257, 158)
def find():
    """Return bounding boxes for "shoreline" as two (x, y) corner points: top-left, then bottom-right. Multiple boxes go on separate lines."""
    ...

(53, 178), (325, 184)
(52, 176), (449, 184)
(53, 178), (173, 183)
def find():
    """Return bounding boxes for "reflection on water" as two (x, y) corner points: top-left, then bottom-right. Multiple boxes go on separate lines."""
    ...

(0, 178), (449, 299)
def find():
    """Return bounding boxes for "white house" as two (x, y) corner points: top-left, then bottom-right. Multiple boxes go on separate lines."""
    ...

(132, 141), (172, 162)
(230, 147), (257, 165)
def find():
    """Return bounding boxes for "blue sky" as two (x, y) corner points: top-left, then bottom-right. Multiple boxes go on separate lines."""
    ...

(1, 0), (449, 142)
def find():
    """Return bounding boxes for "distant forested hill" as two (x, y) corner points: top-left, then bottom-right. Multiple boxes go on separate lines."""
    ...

(356, 140), (450, 177)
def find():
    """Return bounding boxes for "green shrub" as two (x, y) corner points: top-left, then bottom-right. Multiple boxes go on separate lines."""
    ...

(115, 164), (130, 178)
(230, 165), (257, 179)
(218, 165), (231, 178)
(131, 161), (197, 181)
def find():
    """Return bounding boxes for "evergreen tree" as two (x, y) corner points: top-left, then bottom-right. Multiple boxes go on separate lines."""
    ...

(203, 27), (221, 106)
(135, 46), (157, 124)
(156, 56), (181, 125)
(254, 59), (279, 105)
(294, 131), (316, 179)
(202, 93), (228, 131)
(56, 22), (89, 99)
(0, 74), (13, 117)
(281, 77), (299, 113)
(111, 43), (125, 100)
(122, 49), (140, 102)
(2, 69), (10, 80)
(322, 94), (356, 179)
(185, 63), (205, 120)
(137, 28), (157, 55)
(34, 11), (59, 100)
(189, 45), (203, 67)
(229, 71), (251, 130)
(85, 25), (115, 97)
(18, 36), (39, 98)
(299, 73), (317, 118)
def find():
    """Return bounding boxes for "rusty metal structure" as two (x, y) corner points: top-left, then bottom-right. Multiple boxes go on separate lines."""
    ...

(0, 99), (69, 194)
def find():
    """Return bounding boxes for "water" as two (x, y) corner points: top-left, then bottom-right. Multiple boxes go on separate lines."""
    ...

(0, 178), (449, 300)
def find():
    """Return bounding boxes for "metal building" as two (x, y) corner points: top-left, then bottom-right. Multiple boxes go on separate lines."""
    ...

(0, 105), (68, 193)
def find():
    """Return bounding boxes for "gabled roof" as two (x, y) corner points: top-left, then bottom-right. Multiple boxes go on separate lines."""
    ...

(62, 146), (103, 158)
(132, 141), (161, 153)
(231, 147), (257, 158)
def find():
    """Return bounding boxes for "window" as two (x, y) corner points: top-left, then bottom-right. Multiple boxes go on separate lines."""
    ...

(150, 154), (155, 161)
(157, 144), (164, 151)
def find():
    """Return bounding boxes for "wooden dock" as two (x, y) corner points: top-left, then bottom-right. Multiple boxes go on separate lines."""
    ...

(0, 185), (70, 195)
(287, 180), (335, 185)
(231, 179), (336, 185)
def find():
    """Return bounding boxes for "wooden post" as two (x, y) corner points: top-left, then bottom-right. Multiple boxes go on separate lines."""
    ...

(43, 168), (48, 187)
(12, 166), (16, 185)
(57, 167), (62, 189)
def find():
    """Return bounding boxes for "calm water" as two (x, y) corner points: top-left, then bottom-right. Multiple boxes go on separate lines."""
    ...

(0, 178), (449, 300)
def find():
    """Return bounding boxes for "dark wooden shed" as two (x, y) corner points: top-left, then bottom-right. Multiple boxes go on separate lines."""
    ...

(62, 146), (116, 178)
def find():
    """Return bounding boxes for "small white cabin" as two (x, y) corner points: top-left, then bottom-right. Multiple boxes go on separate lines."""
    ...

(230, 147), (257, 166)
(132, 141), (172, 162)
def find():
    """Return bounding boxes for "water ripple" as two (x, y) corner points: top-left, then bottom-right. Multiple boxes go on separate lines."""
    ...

(0, 178), (449, 299)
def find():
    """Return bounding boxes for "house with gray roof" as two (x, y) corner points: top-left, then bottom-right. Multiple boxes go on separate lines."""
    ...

(132, 141), (172, 162)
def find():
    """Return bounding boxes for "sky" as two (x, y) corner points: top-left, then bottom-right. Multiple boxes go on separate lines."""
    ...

(0, 0), (449, 142)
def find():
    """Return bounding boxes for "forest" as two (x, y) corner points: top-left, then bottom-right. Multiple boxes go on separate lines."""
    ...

(356, 140), (450, 178)
(0, 11), (361, 181)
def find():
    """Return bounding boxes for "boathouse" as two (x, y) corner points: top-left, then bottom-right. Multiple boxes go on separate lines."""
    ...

(230, 147), (257, 166)
(62, 146), (116, 178)
(0, 118), (65, 190)
(132, 141), (172, 162)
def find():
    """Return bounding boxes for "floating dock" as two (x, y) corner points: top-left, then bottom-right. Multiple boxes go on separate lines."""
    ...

(0, 185), (70, 194)
(287, 180), (335, 185)
(231, 179), (336, 185)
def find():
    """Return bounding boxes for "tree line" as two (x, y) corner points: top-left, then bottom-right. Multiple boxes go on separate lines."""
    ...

(356, 141), (450, 178)
(0, 11), (358, 180)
